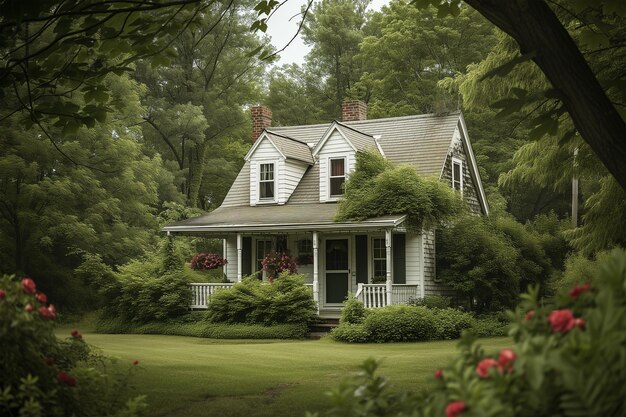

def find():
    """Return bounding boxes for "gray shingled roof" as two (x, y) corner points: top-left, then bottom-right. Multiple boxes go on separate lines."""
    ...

(265, 131), (314, 164)
(335, 122), (381, 154)
(163, 203), (406, 233)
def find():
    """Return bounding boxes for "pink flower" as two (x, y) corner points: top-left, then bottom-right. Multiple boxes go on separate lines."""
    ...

(133, 359), (139, 365)
(36, 292), (47, 304)
(434, 369), (443, 379)
(21, 277), (36, 294)
(475, 358), (500, 378)
(0, 289), (5, 299)
(569, 283), (591, 300)
(525, 310), (535, 321)
(57, 371), (77, 387)
(573, 318), (586, 329)
(446, 401), (467, 417)
(25, 303), (33, 313)
(71, 329), (82, 339)
(548, 309), (576, 333)
(498, 349), (517, 371)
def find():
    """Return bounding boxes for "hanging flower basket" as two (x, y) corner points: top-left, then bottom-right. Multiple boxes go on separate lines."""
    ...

(261, 251), (297, 282)
(190, 252), (227, 270)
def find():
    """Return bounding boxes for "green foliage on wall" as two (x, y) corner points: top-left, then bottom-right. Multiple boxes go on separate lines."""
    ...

(335, 151), (464, 231)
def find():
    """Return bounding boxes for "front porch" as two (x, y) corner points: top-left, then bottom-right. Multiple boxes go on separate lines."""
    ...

(189, 282), (420, 315)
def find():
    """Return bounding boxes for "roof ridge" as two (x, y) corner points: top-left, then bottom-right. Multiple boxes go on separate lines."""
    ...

(333, 120), (375, 138)
(265, 129), (310, 145)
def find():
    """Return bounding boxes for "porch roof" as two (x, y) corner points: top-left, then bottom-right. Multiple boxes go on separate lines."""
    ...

(162, 203), (406, 234)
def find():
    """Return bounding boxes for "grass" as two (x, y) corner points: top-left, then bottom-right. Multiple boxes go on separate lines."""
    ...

(57, 326), (511, 417)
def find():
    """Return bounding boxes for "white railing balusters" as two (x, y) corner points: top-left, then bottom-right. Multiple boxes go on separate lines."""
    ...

(355, 284), (420, 308)
(189, 283), (234, 309)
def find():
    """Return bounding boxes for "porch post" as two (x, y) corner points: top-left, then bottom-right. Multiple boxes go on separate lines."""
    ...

(312, 231), (320, 311)
(385, 229), (392, 306)
(223, 238), (227, 278)
(236, 233), (242, 282)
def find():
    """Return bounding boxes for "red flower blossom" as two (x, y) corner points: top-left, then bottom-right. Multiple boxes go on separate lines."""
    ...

(569, 283), (591, 300)
(25, 303), (33, 313)
(133, 360), (140, 366)
(573, 318), (586, 329)
(36, 292), (47, 304)
(39, 304), (57, 320)
(434, 369), (443, 379)
(498, 349), (517, 371)
(71, 329), (82, 338)
(476, 358), (500, 378)
(0, 289), (5, 299)
(446, 401), (467, 417)
(21, 278), (36, 294)
(548, 309), (577, 333)
(57, 371), (77, 387)
(525, 310), (535, 321)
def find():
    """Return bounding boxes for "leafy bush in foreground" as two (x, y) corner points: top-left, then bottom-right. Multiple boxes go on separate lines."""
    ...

(315, 249), (626, 417)
(206, 272), (317, 325)
(0, 275), (146, 417)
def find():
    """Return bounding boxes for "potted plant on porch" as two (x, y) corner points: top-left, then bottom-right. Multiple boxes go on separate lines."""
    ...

(261, 252), (297, 282)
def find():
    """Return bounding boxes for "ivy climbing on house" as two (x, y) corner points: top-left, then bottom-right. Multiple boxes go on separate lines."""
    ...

(335, 151), (464, 231)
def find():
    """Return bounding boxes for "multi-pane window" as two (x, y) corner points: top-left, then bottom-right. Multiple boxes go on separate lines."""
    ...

(372, 238), (386, 280)
(452, 159), (462, 191)
(256, 239), (273, 274)
(329, 158), (346, 197)
(259, 163), (275, 199)
(297, 238), (313, 255)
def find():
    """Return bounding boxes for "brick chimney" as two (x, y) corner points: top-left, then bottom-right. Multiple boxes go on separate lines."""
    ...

(341, 100), (367, 122)
(251, 105), (272, 142)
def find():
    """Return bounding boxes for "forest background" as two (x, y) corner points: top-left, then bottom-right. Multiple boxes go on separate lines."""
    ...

(0, 0), (624, 312)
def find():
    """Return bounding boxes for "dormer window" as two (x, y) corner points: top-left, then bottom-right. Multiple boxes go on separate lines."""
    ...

(452, 158), (463, 192)
(329, 158), (346, 197)
(259, 163), (275, 200)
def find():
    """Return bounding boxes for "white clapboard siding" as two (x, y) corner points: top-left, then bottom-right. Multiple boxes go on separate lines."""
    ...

(317, 130), (356, 202)
(280, 159), (308, 203)
(405, 232), (421, 286)
(249, 139), (282, 205)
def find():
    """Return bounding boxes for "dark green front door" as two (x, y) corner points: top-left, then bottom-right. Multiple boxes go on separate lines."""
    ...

(325, 238), (349, 304)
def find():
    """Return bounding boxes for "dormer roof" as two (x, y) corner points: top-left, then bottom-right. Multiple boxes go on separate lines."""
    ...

(312, 121), (382, 156)
(244, 130), (314, 165)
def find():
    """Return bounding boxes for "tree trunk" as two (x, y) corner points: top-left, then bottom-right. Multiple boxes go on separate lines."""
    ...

(464, 0), (626, 190)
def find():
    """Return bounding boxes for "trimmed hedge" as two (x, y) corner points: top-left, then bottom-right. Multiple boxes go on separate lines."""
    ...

(95, 317), (308, 339)
(363, 305), (437, 342)
(330, 323), (371, 343)
(432, 308), (474, 340)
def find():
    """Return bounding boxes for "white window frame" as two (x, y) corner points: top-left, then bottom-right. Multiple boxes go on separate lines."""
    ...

(451, 157), (463, 194)
(371, 236), (387, 283)
(328, 156), (347, 200)
(257, 161), (277, 203)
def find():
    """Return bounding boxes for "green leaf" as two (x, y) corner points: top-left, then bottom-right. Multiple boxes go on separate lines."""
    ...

(480, 52), (537, 80)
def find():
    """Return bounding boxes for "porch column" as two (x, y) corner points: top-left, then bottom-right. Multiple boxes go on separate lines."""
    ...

(236, 233), (242, 282)
(223, 238), (228, 278)
(385, 229), (392, 306)
(312, 231), (320, 311)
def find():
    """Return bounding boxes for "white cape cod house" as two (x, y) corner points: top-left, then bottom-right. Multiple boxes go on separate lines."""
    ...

(163, 101), (489, 316)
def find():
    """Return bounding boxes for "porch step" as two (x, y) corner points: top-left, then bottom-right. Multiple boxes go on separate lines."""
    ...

(308, 318), (339, 338)
(307, 331), (329, 340)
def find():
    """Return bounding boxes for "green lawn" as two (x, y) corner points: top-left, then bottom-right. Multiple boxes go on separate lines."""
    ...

(62, 329), (511, 417)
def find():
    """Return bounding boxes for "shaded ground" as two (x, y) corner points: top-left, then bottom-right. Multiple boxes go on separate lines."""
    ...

(58, 329), (510, 417)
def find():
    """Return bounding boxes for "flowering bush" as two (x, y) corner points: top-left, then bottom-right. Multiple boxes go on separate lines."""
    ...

(314, 249), (626, 417)
(261, 251), (297, 281)
(190, 252), (227, 270)
(0, 275), (146, 417)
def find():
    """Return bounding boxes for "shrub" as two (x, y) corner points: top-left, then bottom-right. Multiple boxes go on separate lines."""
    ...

(363, 305), (437, 342)
(431, 308), (474, 340)
(206, 272), (317, 325)
(100, 263), (192, 324)
(314, 249), (626, 417)
(330, 323), (371, 343)
(340, 296), (368, 324)
(470, 314), (511, 338)
(0, 275), (146, 417)
(409, 294), (451, 309)
(95, 317), (308, 339)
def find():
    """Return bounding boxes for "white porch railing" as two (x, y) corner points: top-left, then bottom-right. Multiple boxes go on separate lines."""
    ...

(189, 283), (234, 309)
(355, 283), (419, 308)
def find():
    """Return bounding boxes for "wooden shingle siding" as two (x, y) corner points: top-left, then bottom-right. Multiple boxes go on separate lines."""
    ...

(422, 228), (456, 297)
(441, 127), (483, 214)
(317, 130), (356, 202)
(221, 162), (250, 207)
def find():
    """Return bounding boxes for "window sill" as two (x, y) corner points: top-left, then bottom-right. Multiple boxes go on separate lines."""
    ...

(256, 199), (278, 205)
